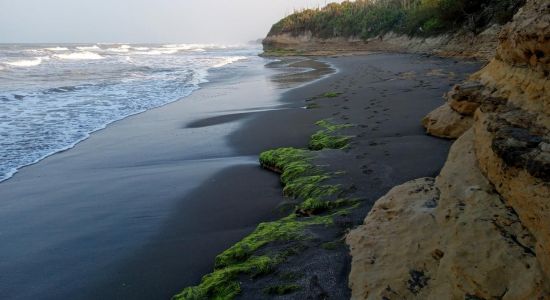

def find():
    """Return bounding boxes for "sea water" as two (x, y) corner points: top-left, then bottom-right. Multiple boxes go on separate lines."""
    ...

(0, 43), (258, 182)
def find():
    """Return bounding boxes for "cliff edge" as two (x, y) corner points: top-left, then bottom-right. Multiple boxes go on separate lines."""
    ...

(262, 0), (525, 60)
(347, 0), (550, 298)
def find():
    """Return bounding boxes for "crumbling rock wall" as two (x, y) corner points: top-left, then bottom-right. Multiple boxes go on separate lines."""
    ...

(263, 26), (501, 60)
(348, 1), (550, 298)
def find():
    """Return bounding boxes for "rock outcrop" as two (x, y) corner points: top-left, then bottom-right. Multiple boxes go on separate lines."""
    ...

(422, 82), (483, 139)
(347, 130), (550, 299)
(349, 0), (550, 298)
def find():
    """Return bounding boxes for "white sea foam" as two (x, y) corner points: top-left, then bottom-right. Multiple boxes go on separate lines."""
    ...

(135, 49), (178, 55)
(0, 43), (256, 183)
(106, 47), (129, 53)
(76, 45), (100, 50)
(45, 47), (69, 51)
(5, 57), (44, 67)
(213, 56), (247, 68)
(162, 43), (228, 51)
(55, 51), (104, 60)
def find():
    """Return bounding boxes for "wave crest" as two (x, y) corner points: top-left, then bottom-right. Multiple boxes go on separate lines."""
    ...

(54, 52), (104, 60)
(5, 57), (44, 67)
(213, 56), (247, 68)
(76, 45), (101, 50)
(45, 47), (69, 51)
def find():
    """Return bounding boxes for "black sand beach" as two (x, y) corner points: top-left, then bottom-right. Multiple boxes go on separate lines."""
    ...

(0, 54), (480, 299)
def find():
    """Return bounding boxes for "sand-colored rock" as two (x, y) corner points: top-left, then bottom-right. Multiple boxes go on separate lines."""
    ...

(421, 103), (473, 139)
(421, 81), (488, 139)
(351, 0), (550, 297)
(473, 58), (550, 128)
(347, 130), (550, 299)
(467, 0), (550, 278)
(263, 26), (501, 60)
(472, 0), (550, 128)
(447, 81), (484, 115)
(474, 108), (550, 279)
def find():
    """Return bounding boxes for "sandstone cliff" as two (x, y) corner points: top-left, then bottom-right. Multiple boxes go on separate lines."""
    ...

(347, 0), (550, 298)
(263, 26), (501, 60)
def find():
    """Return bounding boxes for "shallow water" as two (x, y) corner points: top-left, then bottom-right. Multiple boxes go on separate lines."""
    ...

(0, 43), (258, 182)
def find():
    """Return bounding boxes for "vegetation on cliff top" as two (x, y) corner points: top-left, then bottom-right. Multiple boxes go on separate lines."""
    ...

(267, 0), (525, 38)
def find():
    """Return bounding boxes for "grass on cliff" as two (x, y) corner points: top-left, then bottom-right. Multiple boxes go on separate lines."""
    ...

(268, 0), (525, 39)
(174, 121), (357, 300)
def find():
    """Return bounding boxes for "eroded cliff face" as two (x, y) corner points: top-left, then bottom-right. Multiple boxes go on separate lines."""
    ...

(347, 130), (550, 299)
(263, 26), (501, 60)
(348, 0), (550, 298)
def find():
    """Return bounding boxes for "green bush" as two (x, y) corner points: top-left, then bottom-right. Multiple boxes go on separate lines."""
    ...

(267, 0), (525, 39)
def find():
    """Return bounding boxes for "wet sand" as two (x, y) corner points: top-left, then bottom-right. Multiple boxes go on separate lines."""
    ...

(182, 53), (482, 299)
(0, 57), (326, 299)
(0, 53), (480, 299)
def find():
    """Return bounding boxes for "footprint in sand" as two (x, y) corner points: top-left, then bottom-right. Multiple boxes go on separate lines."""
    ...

(362, 170), (373, 175)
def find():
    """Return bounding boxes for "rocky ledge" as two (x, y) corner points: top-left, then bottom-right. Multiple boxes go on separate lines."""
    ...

(347, 0), (550, 298)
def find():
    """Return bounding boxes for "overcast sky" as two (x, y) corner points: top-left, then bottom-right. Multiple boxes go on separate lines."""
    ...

(0, 0), (343, 44)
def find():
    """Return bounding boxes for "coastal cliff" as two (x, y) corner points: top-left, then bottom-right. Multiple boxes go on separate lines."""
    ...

(262, 0), (525, 60)
(173, 1), (547, 299)
(347, 0), (550, 298)
(263, 27), (501, 60)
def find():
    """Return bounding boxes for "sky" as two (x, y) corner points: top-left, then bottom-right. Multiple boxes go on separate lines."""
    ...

(0, 0), (344, 44)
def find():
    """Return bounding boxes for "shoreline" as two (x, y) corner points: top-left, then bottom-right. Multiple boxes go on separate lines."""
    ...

(177, 53), (482, 298)
(0, 56), (331, 300)
(0, 52), (481, 299)
(0, 52), (255, 184)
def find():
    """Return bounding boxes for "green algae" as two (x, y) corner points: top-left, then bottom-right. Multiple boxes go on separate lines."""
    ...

(263, 283), (301, 295)
(306, 102), (320, 109)
(296, 198), (358, 216)
(309, 119), (353, 150)
(320, 240), (342, 250)
(321, 91), (342, 98)
(175, 214), (334, 300)
(259, 147), (341, 199)
(174, 120), (359, 300)
(215, 214), (331, 268)
(173, 255), (275, 300)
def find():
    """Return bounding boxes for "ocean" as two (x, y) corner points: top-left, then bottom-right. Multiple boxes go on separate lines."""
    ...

(0, 43), (259, 182)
